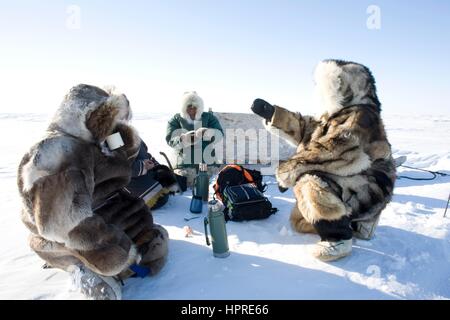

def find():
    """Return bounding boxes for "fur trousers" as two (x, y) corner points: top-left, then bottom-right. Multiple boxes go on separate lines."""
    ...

(29, 194), (168, 279)
(290, 174), (381, 241)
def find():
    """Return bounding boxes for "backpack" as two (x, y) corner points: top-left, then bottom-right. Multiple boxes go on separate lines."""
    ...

(213, 165), (267, 202)
(221, 183), (277, 222)
(213, 165), (276, 222)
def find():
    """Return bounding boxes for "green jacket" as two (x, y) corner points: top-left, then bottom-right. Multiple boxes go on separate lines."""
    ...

(166, 111), (224, 168)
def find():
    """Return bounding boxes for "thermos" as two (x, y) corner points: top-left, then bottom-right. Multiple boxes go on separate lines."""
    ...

(190, 173), (204, 213)
(194, 163), (209, 202)
(204, 200), (230, 258)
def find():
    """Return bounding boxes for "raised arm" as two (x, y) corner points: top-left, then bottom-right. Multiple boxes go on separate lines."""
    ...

(275, 108), (376, 188)
(251, 98), (318, 146)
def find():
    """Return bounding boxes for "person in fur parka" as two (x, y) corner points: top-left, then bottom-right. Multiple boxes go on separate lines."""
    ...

(251, 60), (396, 261)
(17, 84), (169, 299)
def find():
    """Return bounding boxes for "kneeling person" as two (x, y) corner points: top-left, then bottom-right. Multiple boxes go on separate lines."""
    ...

(252, 60), (396, 261)
(18, 84), (169, 299)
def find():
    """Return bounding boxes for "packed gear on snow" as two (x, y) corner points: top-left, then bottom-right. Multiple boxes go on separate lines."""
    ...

(213, 165), (275, 222)
(213, 165), (267, 201)
(221, 183), (277, 222)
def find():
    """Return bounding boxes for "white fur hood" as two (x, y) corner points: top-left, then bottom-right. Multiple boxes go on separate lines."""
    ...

(48, 84), (130, 143)
(313, 59), (380, 117)
(181, 91), (204, 123)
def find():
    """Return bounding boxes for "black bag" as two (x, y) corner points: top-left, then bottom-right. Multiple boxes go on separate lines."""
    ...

(221, 183), (277, 222)
(213, 165), (267, 201)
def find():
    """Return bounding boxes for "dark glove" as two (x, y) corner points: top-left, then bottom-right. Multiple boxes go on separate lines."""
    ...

(251, 98), (275, 121)
(278, 185), (288, 193)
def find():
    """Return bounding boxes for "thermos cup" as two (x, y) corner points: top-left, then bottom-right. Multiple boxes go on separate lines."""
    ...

(105, 132), (124, 150)
(190, 195), (203, 214)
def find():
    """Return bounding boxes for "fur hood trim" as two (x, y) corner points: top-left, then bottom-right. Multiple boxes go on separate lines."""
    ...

(181, 91), (204, 124)
(314, 59), (381, 117)
(49, 84), (131, 143)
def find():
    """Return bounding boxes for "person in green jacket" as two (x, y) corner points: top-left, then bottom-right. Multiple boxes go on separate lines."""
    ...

(166, 91), (224, 187)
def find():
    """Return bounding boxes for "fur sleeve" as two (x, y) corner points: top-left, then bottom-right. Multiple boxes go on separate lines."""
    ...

(276, 111), (371, 188)
(264, 105), (318, 146)
(33, 169), (138, 276)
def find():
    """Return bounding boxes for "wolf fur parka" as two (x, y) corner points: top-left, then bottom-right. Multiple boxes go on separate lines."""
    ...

(17, 84), (168, 277)
(263, 60), (396, 239)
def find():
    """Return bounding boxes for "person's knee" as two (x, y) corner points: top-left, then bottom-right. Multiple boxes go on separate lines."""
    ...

(29, 234), (81, 271)
(29, 234), (67, 254)
(139, 224), (169, 275)
(294, 174), (348, 224)
(290, 204), (317, 234)
(29, 234), (47, 251)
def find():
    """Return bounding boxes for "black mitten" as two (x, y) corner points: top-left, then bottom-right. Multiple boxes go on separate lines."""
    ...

(152, 165), (177, 188)
(278, 185), (288, 193)
(251, 98), (275, 120)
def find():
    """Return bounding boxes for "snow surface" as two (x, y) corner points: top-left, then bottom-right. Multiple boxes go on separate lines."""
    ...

(0, 112), (449, 300)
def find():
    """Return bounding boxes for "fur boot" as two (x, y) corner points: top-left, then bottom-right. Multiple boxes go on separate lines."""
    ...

(312, 239), (352, 262)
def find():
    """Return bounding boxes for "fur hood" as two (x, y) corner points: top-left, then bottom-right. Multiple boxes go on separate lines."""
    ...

(181, 91), (204, 124)
(48, 84), (132, 143)
(314, 59), (381, 117)
(20, 84), (141, 194)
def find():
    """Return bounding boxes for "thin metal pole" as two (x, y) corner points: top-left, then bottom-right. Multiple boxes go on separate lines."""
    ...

(444, 193), (450, 218)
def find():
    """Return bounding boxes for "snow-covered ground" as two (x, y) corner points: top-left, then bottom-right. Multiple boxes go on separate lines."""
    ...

(0, 112), (449, 300)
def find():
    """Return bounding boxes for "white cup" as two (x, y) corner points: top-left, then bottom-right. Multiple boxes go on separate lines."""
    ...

(106, 132), (124, 150)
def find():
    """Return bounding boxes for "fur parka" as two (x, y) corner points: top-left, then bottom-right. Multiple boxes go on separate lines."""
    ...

(264, 60), (396, 236)
(17, 84), (168, 277)
(166, 91), (224, 168)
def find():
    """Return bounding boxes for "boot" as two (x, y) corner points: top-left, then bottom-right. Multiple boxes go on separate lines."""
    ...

(352, 215), (380, 240)
(312, 239), (352, 262)
(69, 265), (122, 300)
